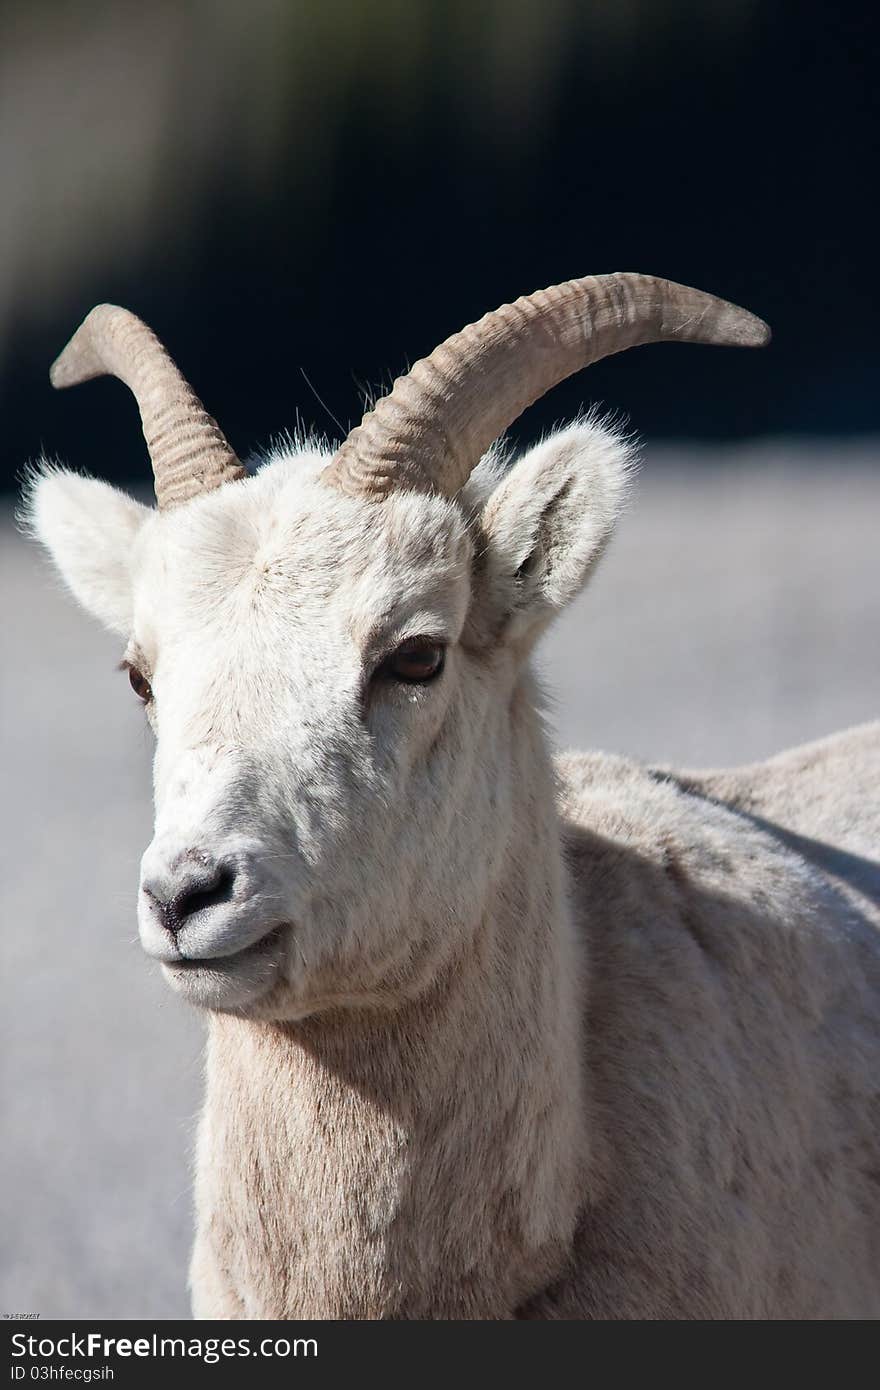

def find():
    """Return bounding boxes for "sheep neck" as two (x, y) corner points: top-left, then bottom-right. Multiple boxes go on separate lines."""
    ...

(198, 701), (586, 1318)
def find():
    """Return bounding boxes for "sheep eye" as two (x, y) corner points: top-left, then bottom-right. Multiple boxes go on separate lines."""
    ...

(378, 639), (446, 685)
(127, 666), (153, 703)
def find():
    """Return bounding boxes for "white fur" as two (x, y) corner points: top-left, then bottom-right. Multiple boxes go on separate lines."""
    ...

(25, 468), (150, 634)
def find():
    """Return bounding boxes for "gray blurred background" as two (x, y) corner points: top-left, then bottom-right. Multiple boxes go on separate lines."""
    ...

(1, 0), (878, 1320)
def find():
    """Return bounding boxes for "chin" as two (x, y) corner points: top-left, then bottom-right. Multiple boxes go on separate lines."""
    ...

(160, 928), (288, 1014)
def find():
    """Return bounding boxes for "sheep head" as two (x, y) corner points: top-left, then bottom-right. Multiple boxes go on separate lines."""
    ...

(27, 273), (769, 1018)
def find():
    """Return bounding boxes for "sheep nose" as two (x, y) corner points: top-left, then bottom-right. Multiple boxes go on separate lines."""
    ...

(141, 854), (237, 940)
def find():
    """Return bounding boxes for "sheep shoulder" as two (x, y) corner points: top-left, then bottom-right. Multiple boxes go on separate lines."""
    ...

(534, 734), (880, 1318)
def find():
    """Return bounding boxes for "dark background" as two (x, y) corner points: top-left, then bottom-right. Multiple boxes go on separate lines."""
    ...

(0, 0), (877, 486)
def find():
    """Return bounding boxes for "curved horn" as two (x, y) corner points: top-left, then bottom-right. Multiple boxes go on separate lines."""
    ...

(324, 272), (770, 500)
(50, 305), (245, 509)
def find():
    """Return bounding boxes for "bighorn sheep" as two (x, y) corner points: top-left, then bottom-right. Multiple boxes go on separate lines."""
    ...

(27, 274), (880, 1319)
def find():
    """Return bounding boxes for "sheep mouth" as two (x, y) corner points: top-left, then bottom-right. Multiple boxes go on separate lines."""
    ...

(170, 925), (286, 972)
(160, 926), (287, 1007)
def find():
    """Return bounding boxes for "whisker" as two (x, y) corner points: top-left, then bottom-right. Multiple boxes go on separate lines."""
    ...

(299, 367), (346, 438)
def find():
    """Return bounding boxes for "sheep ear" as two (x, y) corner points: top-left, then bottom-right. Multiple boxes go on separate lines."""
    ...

(23, 470), (150, 636)
(472, 421), (634, 649)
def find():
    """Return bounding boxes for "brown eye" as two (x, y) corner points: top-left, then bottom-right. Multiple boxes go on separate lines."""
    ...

(378, 639), (446, 685)
(127, 666), (153, 703)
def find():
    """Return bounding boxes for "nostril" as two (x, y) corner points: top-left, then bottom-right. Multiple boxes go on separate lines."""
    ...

(145, 862), (238, 938)
(175, 865), (237, 924)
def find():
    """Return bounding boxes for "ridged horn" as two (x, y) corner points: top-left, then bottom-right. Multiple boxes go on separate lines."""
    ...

(324, 272), (770, 500)
(50, 305), (245, 509)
